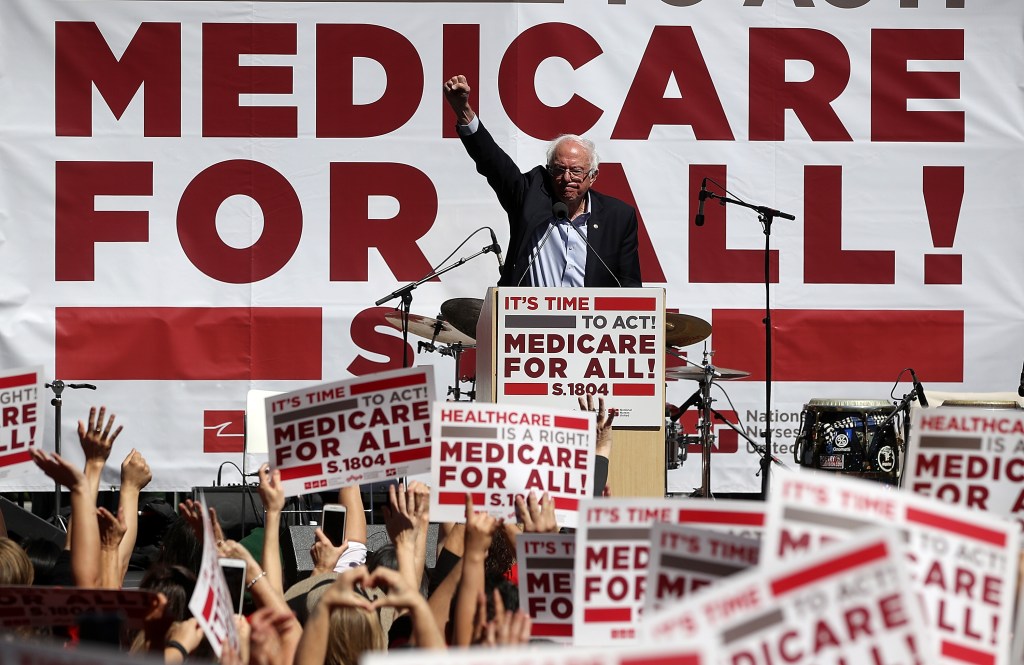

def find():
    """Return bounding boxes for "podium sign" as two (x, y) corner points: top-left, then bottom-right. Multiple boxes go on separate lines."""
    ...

(484, 287), (664, 427)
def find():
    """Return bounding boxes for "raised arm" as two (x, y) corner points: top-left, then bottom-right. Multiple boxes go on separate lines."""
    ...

(453, 494), (499, 647)
(442, 75), (476, 126)
(257, 464), (286, 595)
(118, 448), (152, 579)
(31, 448), (98, 586)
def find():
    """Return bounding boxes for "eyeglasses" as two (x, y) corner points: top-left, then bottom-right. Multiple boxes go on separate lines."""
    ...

(547, 164), (591, 181)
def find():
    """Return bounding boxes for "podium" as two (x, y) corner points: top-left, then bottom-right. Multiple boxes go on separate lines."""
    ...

(475, 287), (666, 497)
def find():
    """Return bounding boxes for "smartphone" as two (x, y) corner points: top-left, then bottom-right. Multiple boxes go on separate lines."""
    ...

(321, 504), (347, 547)
(219, 557), (247, 615)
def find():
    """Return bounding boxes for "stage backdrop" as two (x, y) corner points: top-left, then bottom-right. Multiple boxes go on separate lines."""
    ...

(0, 0), (1021, 492)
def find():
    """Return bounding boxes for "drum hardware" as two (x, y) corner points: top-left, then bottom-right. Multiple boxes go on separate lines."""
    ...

(438, 342), (476, 402)
(664, 312), (712, 348)
(384, 311), (474, 347)
(440, 298), (484, 340)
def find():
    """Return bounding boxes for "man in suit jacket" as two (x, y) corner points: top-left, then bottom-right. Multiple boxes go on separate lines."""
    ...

(443, 75), (642, 288)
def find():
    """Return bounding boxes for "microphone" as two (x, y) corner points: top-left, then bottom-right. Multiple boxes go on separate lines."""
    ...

(695, 178), (708, 227)
(910, 369), (929, 408)
(487, 227), (504, 270)
(1018, 361), (1024, 397)
(518, 218), (557, 287)
(557, 202), (622, 288)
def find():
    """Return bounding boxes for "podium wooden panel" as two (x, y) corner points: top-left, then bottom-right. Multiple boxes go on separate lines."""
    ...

(475, 287), (665, 497)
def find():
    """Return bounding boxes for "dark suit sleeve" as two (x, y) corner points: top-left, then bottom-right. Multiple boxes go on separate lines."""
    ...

(593, 455), (609, 496)
(459, 121), (528, 215)
(619, 209), (643, 287)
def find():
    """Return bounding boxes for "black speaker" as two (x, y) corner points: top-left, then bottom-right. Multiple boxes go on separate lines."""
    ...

(0, 497), (65, 547)
(282, 525), (318, 589)
(192, 486), (264, 542)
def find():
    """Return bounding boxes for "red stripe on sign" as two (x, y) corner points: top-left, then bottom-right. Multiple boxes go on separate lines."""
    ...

(0, 373), (36, 389)
(553, 497), (579, 511)
(613, 383), (656, 396)
(941, 640), (995, 665)
(279, 463), (323, 481)
(56, 307), (322, 380)
(906, 506), (1006, 547)
(584, 607), (632, 622)
(350, 372), (427, 396)
(553, 415), (591, 431)
(712, 309), (963, 381)
(438, 491), (485, 506)
(389, 447), (431, 464)
(593, 297), (657, 312)
(622, 655), (702, 665)
(680, 509), (765, 527)
(0, 451), (32, 469)
(531, 622), (573, 637)
(201, 588), (216, 622)
(771, 541), (888, 597)
(504, 383), (549, 396)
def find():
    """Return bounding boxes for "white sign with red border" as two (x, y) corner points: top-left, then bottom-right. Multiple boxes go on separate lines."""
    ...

(573, 497), (768, 646)
(429, 401), (594, 525)
(905, 405), (1024, 531)
(515, 532), (575, 644)
(495, 287), (664, 426)
(641, 529), (936, 664)
(266, 366), (434, 496)
(764, 470), (1021, 665)
(188, 492), (239, 658)
(0, 366), (44, 479)
(644, 522), (759, 615)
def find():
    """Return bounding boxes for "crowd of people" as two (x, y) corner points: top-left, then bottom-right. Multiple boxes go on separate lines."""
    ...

(0, 397), (615, 663)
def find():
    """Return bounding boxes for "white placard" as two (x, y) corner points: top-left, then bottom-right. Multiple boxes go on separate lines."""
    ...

(515, 532), (575, 644)
(495, 287), (664, 426)
(764, 470), (1021, 665)
(187, 492), (239, 658)
(0, 366), (45, 479)
(429, 401), (594, 525)
(266, 367), (434, 496)
(641, 529), (936, 664)
(644, 523), (759, 615)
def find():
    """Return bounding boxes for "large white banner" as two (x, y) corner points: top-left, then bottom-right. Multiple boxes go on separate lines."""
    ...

(0, 1), (1022, 490)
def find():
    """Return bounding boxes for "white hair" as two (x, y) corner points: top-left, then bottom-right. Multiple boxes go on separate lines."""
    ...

(546, 134), (599, 174)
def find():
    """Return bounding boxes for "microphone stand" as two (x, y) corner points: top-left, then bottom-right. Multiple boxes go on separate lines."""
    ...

(43, 380), (97, 530)
(703, 190), (795, 500)
(375, 240), (497, 368)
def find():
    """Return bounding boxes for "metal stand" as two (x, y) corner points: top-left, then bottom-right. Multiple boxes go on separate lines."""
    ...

(702, 188), (794, 499)
(43, 380), (96, 530)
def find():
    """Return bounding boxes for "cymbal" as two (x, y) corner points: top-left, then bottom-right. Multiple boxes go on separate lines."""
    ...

(440, 298), (483, 339)
(384, 312), (475, 346)
(665, 365), (750, 381)
(665, 313), (712, 347)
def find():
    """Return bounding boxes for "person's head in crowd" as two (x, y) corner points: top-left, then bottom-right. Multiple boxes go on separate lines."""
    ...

(20, 538), (65, 586)
(0, 537), (33, 585)
(326, 602), (386, 665)
(157, 516), (202, 572)
(139, 563), (196, 621)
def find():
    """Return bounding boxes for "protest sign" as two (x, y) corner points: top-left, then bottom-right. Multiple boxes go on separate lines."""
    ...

(573, 497), (768, 645)
(516, 532), (575, 643)
(641, 529), (935, 664)
(0, 585), (157, 629)
(765, 470), (1020, 665)
(362, 642), (709, 665)
(905, 405), (1024, 530)
(0, 366), (44, 479)
(0, 639), (163, 665)
(644, 523), (759, 615)
(188, 492), (239, 658)
(495, 288), (665, 426)
(267, 367), (434, 496)
(429, 401), (594, 525)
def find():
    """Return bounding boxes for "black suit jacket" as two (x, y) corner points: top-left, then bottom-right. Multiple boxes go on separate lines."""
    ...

(459, 122), (642, 288)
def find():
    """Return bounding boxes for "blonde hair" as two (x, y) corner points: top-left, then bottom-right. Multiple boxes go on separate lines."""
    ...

(0, 538), (33, 585)
(325, 606), (386, 665)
